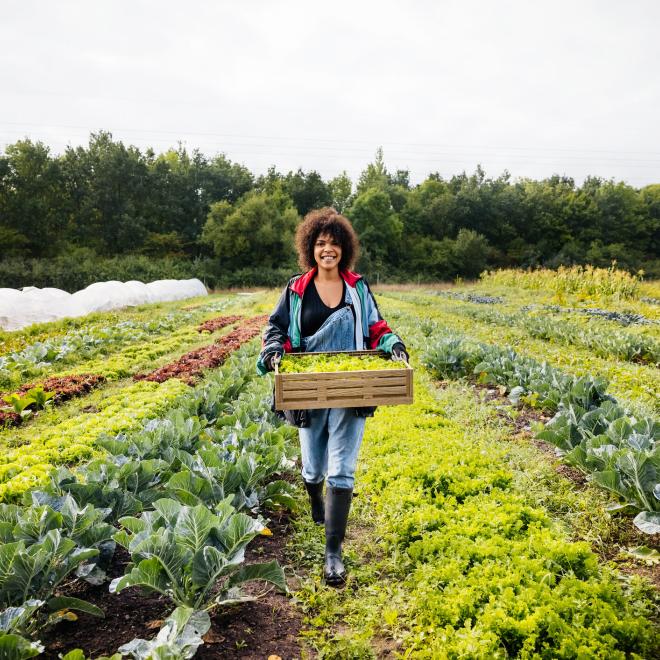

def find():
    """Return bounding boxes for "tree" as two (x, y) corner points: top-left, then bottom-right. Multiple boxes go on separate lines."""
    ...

(451, 229), (491, 278)
(640, 184), (660, 259)
(402, 235), (456, 280)
(282, 169), (332, 216)
(401, 178), (455, 239)
(329, 171), (353, 212)
(0, 139), (66, 257)
(357, 147), (389, 194)
(60, 132), (151, 255)
(201, 191), (299, 270)
(203, 154), (254, 204)
(348, 188), (402, 271)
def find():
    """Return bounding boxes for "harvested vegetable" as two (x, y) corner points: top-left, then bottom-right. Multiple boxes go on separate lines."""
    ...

(279, 352), (406, 373)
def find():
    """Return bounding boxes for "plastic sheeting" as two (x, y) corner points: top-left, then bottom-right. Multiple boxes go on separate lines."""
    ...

(0, 279), (208, 331)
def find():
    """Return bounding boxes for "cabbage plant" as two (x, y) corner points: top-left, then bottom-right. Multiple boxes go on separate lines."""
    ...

(117, 606), (210, 660)
(110, 498), (287, 610)
(0, 530), (103, 636)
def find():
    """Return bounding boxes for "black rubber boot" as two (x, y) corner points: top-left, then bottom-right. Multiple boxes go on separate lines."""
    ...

(303, 480), (325, 525)
(324, 485), (353, 586)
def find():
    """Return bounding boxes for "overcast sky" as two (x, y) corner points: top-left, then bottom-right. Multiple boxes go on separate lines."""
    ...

(1, 0), (659, 187)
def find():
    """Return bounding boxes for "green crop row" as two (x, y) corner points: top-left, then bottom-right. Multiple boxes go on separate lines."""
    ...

(298, 366), (658, 658)
(455, 305), (660, 365)
(423, 334), (660, 535)
(525, 304), (657, 327)
(0, 314), (191, 388)
(0, 294), (220, 358)
(0, 344), (299, 658)
(0, 379), (190, 502)
(0, 296), (243, 391)
(379, 293), (660, 414)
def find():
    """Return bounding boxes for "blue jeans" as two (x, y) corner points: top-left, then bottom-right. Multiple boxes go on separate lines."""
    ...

(299, 304), (366, 489)
(299, 408), (365, 489)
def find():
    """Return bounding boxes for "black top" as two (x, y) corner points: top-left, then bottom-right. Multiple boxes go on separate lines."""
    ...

(301, 280), (346, 338)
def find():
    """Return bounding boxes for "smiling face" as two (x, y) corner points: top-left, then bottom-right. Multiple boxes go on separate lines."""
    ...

(313, 232), (343, 273)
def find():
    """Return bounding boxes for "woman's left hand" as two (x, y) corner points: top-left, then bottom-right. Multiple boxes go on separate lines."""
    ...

(391, 343), (409, 363)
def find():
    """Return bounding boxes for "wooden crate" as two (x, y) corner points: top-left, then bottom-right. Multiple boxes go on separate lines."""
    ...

(274, 350), (413, 410)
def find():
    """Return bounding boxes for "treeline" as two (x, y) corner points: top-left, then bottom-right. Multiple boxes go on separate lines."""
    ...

(0, 133), (658, 290)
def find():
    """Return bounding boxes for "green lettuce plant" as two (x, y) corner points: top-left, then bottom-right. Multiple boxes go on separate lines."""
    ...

(279, 352), (405, 373)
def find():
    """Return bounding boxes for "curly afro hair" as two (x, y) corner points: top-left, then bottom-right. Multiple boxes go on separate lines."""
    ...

(295, 207), (360, 272)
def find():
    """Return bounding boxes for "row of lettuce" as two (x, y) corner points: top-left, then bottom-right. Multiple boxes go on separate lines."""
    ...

(298, 324), (658, 657)
(383, 291), (660, 415)
(388, 290), (660, 366)
(421, 322), (659, 535)
(0, 298), (236, 391)
(0, 345), (300, 659)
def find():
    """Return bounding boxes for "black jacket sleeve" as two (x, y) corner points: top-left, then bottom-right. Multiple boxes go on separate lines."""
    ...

(256, 279), (293, 374)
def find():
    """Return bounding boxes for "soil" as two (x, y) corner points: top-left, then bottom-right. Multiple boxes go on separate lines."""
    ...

(475, 383), (553, 435)
(41, 511), (306, 660)
(199, 511), (305, 660)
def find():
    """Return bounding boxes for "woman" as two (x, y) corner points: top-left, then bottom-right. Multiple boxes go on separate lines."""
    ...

(257, 207), (408, 586)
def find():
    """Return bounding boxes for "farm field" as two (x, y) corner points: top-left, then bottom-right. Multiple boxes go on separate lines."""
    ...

(0, 271), (658, 659)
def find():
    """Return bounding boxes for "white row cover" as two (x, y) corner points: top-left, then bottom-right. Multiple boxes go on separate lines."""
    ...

(0, 279), (208, 331)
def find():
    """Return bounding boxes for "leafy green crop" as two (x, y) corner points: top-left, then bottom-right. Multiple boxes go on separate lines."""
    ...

(279, 353), (405, 373)
(0, 378), (189, 502)
(0, 494), (116, 589)
(459, 306), (660, 364)
(0, 631), (44, 659)
(116, 606), (209, 660)
(424, 335), (660, 534)
(0, 315), (191, 389)
(298, 366), (658, 657)
(381, 291), (659, 413)
(110, 498), (286, 610)
(0, 530), (102, 636)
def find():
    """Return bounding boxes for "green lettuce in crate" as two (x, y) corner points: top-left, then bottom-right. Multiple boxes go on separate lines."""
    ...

(279, 353), (406, 374)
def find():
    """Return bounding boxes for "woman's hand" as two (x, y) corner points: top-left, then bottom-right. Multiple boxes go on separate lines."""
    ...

(391, 343), (409, 363)
(265, 351), (283, 372)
